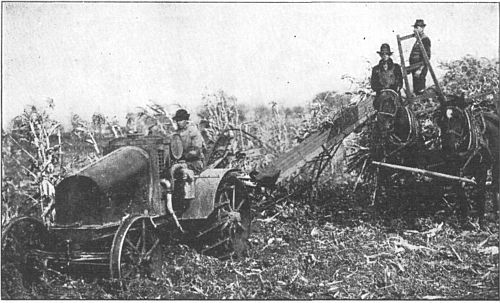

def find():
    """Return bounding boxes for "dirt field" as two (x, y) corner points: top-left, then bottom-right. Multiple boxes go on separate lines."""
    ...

(2, 183), (498, 300)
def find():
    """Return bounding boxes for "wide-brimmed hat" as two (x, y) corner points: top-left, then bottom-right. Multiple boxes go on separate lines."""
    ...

(413, 19), (426, 28)
(377, 43), (393, 55)
(173, 109), (190, 121)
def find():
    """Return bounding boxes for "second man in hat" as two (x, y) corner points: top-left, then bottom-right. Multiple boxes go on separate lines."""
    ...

(370, 43), (403, 108)
(410, 19), (431, 95)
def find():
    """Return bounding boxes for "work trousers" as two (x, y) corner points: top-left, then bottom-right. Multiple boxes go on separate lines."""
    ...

(412, 66), (428, 95)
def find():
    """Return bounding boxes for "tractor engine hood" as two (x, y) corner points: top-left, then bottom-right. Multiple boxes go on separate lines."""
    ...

(55, 146), (151, 225)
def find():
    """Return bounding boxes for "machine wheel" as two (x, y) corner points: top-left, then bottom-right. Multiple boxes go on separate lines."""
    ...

(109, 216), (162, 280)
(201, 172), (251, 259)
(1, 217), (50, 285)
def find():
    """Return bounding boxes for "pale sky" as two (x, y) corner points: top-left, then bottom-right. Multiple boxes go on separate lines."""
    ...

(1, 2), (499, 128)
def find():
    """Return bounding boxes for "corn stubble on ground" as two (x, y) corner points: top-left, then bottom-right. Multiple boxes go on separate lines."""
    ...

(2, 183), (498, 299)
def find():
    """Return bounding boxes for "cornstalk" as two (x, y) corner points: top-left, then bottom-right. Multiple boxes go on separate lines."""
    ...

(28, 120), (43, 162)
(88, 132), (101, 156)
(239, 123), (244, 149)
(233, 97), (239, 125)
(43, 124), (50, 149)
(37, 122), (48, 163)
(208, 103), (220, 130)
(7, 135), (37, 163)
(109, 125), (119, 138)
(58, 129), (63, 171)
(11, 158), (38, 179)
(220, 94), (229, 125)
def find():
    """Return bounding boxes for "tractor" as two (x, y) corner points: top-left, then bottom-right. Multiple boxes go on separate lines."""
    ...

(2, 134), (253, 281)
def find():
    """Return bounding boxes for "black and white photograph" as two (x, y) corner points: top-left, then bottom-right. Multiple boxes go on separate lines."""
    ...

(1, 0), (498, 300)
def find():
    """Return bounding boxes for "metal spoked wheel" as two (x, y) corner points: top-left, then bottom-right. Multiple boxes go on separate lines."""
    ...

(1, 216), (50, 285)
(109, 216), (161, 280)
(201, 172), (251, 259)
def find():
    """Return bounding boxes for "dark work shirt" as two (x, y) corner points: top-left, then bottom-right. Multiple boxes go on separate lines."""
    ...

(370, 58), (403, 93)
(409, 34), (431, 64)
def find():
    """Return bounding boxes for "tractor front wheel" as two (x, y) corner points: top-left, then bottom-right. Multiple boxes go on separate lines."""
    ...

(109, 216), (162, 281)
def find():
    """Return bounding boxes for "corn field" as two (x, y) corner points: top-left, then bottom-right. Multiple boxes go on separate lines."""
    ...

(1, 55), (498, 300)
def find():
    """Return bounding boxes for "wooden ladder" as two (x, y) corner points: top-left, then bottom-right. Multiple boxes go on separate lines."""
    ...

(396, 30), (446, 103)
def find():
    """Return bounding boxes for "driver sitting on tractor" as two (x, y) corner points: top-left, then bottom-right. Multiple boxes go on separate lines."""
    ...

(162, 109), (206, 233)
(173, 109), (205, 174)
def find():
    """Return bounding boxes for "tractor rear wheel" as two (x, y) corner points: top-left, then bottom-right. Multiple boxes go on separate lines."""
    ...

(200, 172), (251, 259)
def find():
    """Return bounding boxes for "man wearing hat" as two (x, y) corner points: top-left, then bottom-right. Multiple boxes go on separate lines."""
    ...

(173, 108), (205, 173)
(370, 43), (403, 108)
(409, 19), (431, 95)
